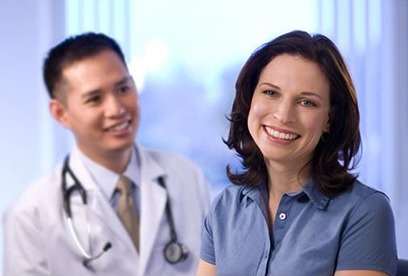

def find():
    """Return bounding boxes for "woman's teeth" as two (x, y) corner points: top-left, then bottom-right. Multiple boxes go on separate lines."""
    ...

(265, 127), (299, 140)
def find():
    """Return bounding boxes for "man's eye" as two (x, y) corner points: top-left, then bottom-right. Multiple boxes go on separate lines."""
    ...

(86, 96), (100, 104)
(118, 86), (130, 94)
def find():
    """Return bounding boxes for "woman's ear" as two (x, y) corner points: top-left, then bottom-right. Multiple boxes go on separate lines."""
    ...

(49, 99), (71, 129)
(324, 119), (330, 133)
(324, 107), (336, 133)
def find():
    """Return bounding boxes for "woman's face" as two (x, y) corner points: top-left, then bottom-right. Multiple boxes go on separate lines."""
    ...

(247, 54), (330, 169)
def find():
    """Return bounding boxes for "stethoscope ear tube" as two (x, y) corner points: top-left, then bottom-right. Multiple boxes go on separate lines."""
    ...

(62, 156), (72, 218)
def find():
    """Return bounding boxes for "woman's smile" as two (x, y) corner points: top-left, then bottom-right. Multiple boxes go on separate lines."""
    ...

(247, 54), (330, 167)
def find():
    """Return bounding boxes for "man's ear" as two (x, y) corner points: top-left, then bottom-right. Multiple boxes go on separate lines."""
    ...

(49, 99), (71, 129)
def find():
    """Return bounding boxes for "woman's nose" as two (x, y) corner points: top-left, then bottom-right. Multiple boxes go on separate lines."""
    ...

(273, 101), (295, 124)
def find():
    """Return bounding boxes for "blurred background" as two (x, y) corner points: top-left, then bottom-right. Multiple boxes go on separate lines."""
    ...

(1, 0), (407, 271)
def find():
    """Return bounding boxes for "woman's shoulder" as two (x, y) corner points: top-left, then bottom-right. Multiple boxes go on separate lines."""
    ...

(212, 184), (246, 204)
(342, 179), (389, 201)
(336, 179), (392, 217)
(335, 180), (397, 274)
(209, 184), (252, 215)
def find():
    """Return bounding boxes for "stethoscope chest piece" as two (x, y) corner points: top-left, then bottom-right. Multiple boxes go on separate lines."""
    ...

(163, 240), (189, 264)
(158, 176), (189, 264)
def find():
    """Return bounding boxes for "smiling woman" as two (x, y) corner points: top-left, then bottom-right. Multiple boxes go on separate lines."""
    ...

(248, 54), (331, 173)
(196, 30), (397, 276)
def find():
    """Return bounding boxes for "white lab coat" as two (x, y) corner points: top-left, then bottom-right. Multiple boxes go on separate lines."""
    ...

(4, 143), (210, 276)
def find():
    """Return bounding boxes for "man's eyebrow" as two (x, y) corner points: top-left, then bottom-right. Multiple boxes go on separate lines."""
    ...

(114, 76), (133, 87)
(81, 88), (102, 99)
(81, 76), (133, 99)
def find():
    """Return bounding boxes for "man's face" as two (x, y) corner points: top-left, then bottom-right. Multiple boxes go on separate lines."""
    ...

(51, 50), (139, 160)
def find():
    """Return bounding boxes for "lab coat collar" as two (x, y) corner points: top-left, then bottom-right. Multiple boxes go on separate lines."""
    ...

(135, 142), (165, 182)
(68, 147), (98, 192)
(77, 145), (141, 201)
(135, 142), (168, 276)
(76, 149), (118, 200)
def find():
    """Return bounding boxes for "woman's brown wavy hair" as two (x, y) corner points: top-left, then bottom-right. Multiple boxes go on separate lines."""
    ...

(224, 30), (361, 197)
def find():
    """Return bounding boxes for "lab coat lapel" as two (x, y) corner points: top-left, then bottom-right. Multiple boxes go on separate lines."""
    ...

(137, 144), (167, 276)
(69, 149), (137, 253)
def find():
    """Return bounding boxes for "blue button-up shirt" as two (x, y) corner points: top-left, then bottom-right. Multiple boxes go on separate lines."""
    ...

(200, 179), (397, 276)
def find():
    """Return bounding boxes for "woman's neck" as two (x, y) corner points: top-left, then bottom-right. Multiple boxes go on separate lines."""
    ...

(265, 159), (311, 228)
(265, 159), (311, 202)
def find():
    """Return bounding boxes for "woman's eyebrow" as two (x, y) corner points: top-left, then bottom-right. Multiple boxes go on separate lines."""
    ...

(258, 82), (281, 90)
(300, 91), (323, 100)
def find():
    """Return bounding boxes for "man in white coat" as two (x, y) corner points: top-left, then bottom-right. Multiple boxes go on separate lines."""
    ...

(3, 32), (210, 276)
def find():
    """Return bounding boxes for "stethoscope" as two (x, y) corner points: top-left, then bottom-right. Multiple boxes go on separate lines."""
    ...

(61, 155), (188, 267)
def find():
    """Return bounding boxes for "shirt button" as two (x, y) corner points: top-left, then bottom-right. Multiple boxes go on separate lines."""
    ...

(279, 212), (286, 220)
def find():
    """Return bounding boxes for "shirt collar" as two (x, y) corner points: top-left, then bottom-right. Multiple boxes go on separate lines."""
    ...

(241, 178), (330, 210)
(241, 182), (268, 204)
(240, 181), (269, 223)
(298, 178), (330, 210)
(77, 145), (140, 200)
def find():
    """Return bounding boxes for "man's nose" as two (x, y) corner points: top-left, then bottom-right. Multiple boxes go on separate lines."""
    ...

(105, 95), (125, 117)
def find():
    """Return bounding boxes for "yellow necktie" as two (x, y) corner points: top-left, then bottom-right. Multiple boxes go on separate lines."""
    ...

(116, 176), (140, 252)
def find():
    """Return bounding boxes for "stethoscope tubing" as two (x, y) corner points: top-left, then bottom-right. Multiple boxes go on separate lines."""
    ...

(62, 156), (111, 265)
(61, 155), (188, 266)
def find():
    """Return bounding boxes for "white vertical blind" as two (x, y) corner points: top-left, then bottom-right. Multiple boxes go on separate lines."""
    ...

(318, 0), (408, 257)
(0, 0), (67, 272)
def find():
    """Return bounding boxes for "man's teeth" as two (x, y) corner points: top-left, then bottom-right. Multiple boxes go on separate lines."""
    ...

(265, 127), (298, 140)
(109, 121), (129, 132)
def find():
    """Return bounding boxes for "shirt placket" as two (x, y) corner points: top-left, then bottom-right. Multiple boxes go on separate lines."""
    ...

(267, 195), (293, 273)
(250, 190), (272, 276)
(255, 194), (293, 276)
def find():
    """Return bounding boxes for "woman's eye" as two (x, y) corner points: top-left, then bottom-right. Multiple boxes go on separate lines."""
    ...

(263, 90), (279, 97)
(299, 99), (316, 107)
